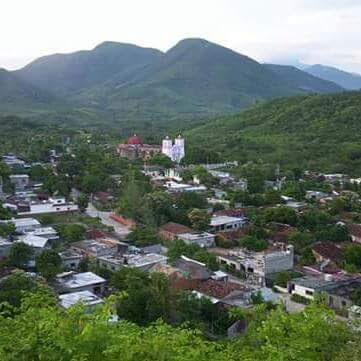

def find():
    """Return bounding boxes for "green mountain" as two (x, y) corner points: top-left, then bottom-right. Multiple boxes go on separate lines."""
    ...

(306, 64), (361, 90)
(264, 64), (343, 93)
(15, 42), (163, 97)
(10, 39), (345, 122)
(185, 91), (361, 174)
(0, 68), (58, 115)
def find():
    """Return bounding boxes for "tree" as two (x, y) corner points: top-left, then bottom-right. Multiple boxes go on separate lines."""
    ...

(35, 250), (62, 280)
(241, 235), (268, 252)
(188, 208), (211, 231)
(264, 206), (298, 226)
(7, 242), (34, 268)
(127, 227), (160, 247)
(0, 272), (38, 308)
(0, 222), (15, 237)
(58, 224), (86, 242)
(344, 244), (361, 270)
(274, 271), (292, 288)
(77, 194), (89, 213)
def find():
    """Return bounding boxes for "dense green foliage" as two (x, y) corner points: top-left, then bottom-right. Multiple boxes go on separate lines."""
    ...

(186, 92), (361, 173)
(0, 291), (359, 360)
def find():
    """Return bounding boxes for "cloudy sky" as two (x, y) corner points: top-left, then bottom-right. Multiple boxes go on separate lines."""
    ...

(1, 0), (361, 72)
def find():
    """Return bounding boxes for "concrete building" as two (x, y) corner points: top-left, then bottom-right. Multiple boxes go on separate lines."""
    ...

(59, 290), (104, 309)
(217, 245), (294, 285)
(1, 218), (41, 234)
(288, 276), (361, 315)
(177, 231), (215, 248)
(30, 227), (59, 241)
(0, 238), (12, 259)
(158, 222), (193, 242)
(98, 252), (168, 272)
(18, 197), (78, 216)
(17, 234), (52, 255)
(9, 174), (29, 192)
(210, 215), (247, 232)
(59, 250), (83, 270)
(2, 155), (26, 169)
(117, 135), (161, 160)
(71, 239), (120, 259)
(56, 271), (106, 295)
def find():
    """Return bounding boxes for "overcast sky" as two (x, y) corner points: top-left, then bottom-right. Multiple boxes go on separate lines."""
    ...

(1, 0), (361, 73)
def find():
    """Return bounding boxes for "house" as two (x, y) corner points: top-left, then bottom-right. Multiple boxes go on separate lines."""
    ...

(158, 222), (193, 241)
(56, 271), (106, 295)
(311, 242), (344, 265)
(2, 155), (26, 169)
(288, 275), (361, 314)
(210, 215), (246, 232)
(217, 244), (294, 286)
(71, 239), (119, 258)
(98, 252), (168, 272)
(9, 174), (29, 192)
(59, 250), (83, 270)
(347, 224), (361, 244)
(0, 238), (12, 259)
(2, 218), (41, 233)
(214, 209), (245, 218)
(173, 256), (211, 281)
(305, 191), (329, 201)
(30, 227), (59, 241)
(17, 197), (78, 215)
(59, 290), (104, 309)
(17, 234), (52, 255)
(177, 232), (215, 248)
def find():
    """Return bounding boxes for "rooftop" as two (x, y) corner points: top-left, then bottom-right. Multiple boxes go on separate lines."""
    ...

(312, 242), (344, 263)
(211, 215), (245, 226)
(18, 235), (49, 248)
(57, 272), (106, 290)
(159, 222), (193, 235)
(59, 290), (104, 309)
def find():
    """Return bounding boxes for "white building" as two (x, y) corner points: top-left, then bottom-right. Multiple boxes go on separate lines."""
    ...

(17, 235), (52, 255)
(217, 245), (294, 286)
(59, 250), (83, 270)
(56, 271), (106, 295)
(2, 218), (41, 233)
(177, 232), (215, 248)
(59, 290), (104, 309)
(162, 135), (185, 163)
(18, 197), (78, 216)
(0, 238), (12, 258)
(210, 215), (246, 232)
(29, 227), (59, 240)
(9, 174), (29, 192)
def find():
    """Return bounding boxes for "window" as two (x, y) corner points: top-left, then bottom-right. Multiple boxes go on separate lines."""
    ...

(341, 300), (347, 307)
(329, 296), (334, 306)
(305, 290), (314, 296)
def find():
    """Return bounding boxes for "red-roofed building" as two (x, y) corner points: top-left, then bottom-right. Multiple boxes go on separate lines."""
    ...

(117, 134), (161, 160)
(312, 242), (344, 265)
(158, 222), (193, 241)
(348, 224), (361, 244)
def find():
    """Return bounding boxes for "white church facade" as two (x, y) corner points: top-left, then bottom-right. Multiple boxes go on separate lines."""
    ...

(162, 135), (185, 163)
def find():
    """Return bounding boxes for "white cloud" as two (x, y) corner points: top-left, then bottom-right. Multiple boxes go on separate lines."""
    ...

(0, 0), (360, 73)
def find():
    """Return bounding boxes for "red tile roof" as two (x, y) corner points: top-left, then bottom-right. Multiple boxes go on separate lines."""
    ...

(159, 222), (193, 235)
(348, 224), (361, 238)
(194, 279), (243, 299)
(312, 242), (344, 263)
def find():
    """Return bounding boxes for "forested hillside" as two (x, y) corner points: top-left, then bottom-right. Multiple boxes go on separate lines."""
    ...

(3, 38), (344, 122)
(186, 92), (361, 173)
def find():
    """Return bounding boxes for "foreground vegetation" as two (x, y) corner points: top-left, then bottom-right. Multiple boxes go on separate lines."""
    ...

(0, 290), (360, 361)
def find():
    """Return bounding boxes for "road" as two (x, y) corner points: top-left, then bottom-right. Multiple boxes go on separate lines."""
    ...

(86, 203), (131, 239)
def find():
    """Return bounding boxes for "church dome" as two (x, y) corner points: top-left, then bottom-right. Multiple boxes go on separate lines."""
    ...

(127, 134), (143, 145)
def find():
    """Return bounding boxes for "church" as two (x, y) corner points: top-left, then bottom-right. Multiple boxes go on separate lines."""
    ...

(117, 134), (185, 162)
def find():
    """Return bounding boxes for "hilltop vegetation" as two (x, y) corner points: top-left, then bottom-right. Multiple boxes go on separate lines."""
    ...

(185, 92), (361, 174)
(0, 38), (344, 122)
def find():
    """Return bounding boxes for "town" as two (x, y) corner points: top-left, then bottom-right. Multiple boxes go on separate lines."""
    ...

(1, 131), (361, 338)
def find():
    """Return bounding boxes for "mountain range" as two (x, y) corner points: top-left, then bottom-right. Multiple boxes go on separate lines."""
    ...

(304, 64), (361, 91)
(0, 38), (353, 122)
